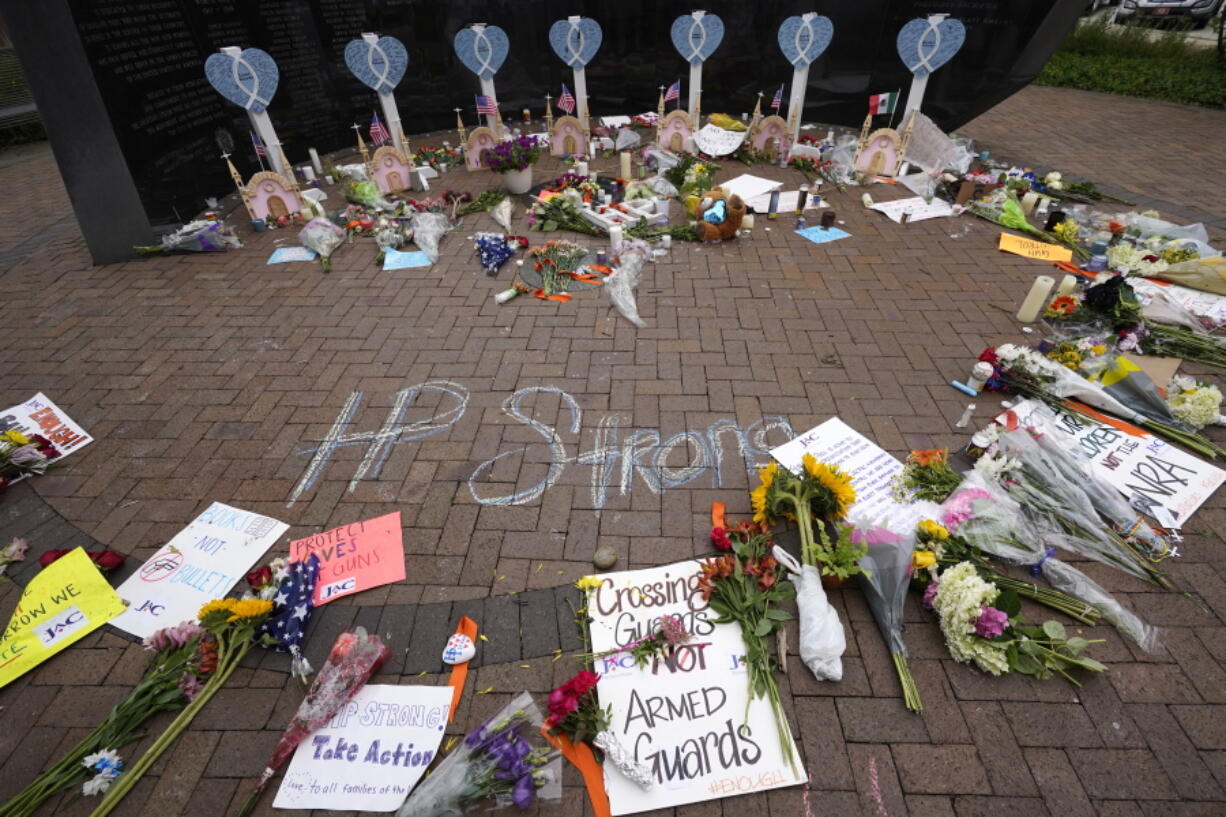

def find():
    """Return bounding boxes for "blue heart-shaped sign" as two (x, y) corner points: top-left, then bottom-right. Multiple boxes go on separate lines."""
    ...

(204, 48), (279, 113)
(344, 36), (408, 94)
(670, 13), (724, 67)
(896, 16), (966, 78)
(453, 25), (509, 80)
(777, 14), (833, 69)
(549, 17), (602, 68)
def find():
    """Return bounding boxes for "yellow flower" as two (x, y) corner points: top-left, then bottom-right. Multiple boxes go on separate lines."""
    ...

(226, 598), (273, 621)
(913, 550), (937, 570)
(917, 520), (950, 541)
(198, 599), (237, 621)
(2, 430), (30, 445)
(1091, 344), (1107, 356)
(750, 462), (781, 524)
(803, 457), (857, 520)
(575, 575), (603, 593)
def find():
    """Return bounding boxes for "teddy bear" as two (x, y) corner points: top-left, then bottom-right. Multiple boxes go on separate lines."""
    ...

(691, 186), (747, 241)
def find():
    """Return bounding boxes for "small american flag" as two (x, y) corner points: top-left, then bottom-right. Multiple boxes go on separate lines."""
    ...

(250, 131), (267, 158)
(771, 85), (784, 111)
(475, 94), (498, 116)
(258, 554), (320, 681)
(558, 84), (575, 115)
(663, 80), (680, 103)
(369, 113), (390, 146)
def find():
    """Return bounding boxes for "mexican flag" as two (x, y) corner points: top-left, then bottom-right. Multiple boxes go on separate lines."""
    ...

(868, 91), (898, 115)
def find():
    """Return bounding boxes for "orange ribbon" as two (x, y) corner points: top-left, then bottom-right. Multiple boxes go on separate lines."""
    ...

(541, 729), (611, 817)
(1064, 400), (1148, 438)
(711, 501), (726, 529)
(531, 289), (571, 302)
(445, 616), (479, 722)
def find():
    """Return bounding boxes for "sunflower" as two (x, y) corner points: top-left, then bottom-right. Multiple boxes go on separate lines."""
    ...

(226, 598), (274, 621)
(750, 462), (781, 524)
(198, 599), (236, 621)
(909, 449), (947, 468)
(801, 455), (857, 520)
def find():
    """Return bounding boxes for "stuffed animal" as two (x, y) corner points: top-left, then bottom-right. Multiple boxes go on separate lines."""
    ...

(692, 187), (746, 241)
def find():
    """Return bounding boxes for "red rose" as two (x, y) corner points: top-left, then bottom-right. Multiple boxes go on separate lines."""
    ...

(39, 549), (70, 567)
(710, 527), (732, 552)
(978, 348), (998, 364)
(91, 550), (125, 572)
(246, 565), (273, 590)
(568, 670), (600, 696)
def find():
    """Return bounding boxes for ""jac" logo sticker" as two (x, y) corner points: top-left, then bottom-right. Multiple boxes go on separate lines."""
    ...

(37, 606), (88, 647)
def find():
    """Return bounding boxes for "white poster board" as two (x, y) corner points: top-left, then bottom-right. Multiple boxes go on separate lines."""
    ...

(870, 196), (954, 223)
(587, 562), (805, 814)
(770, 418), (921, 530)
(1132, 278), (1226, 326)
(900, 110), (957, 173)
(1003, 399), (1225, 523)
(693, 124), (747, 157)
(274, 684), (451, 812)
(718, 173), (781, 202)
(0, 393), (92, 458)
(111, 503), (289, 638)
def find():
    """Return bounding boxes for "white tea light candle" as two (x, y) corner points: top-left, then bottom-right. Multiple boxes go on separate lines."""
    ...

(1016, 275), (1055, 323)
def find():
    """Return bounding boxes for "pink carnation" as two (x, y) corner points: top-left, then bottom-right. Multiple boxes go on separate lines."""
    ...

(941, 488), (992, 531)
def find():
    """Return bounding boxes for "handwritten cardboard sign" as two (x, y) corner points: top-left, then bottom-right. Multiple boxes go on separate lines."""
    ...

(0, 393), (92, 458)
(771, 418), (922, 530)
(998, 232), (1073, 263)
(290, 512), (405, 605)
(1003, 399), (1225, 523)
(586, 561), (805, 814)
(0, 548), (126, 687)
(693, 124), (747, 157)
(274, 684), (451, 812)
(111, 503), (288, 639)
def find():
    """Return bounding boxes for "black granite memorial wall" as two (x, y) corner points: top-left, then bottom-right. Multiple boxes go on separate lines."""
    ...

(2, 0), (1083, 264)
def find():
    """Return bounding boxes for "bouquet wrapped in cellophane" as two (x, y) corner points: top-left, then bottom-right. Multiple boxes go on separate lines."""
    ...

(396, 692), (560, 817)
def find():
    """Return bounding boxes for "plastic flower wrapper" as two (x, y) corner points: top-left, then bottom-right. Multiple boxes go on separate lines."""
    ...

(0, 536), (27, 578)
(772, 545), (845, 682)
(474, 233), (517, 276)
(605, 239), (650, 327)
(233, 627), (391, 817)
(412, 211), (453, 263)
(135, 220), (242, 254)
(941, 470), (1161, 652)
(490, 197), (514, 233)
(396, 691), (561, 817)
(854, 524), (923, 711)
(298, 218), (346, 273)
(345, 179), (394, 210)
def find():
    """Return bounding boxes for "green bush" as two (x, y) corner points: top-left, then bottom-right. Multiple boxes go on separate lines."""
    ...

(1036, 52), (1226, 109)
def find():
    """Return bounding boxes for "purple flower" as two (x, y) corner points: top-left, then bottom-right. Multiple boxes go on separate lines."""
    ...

(9, 445), (45, 465)
(921, 577), (940, 610)
(512, 774), (536, 809)
(464, 726), (488, 749)
(973, 606), (1009, 638)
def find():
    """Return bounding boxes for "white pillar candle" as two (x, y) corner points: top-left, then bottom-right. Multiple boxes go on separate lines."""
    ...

(308, 147), (323, 176)
(609, 225), (624, 252)
(324, 175), (334, 185)
(576, 161), (589, 177)
(589, 140), (599, 157)
(619, 151), (632, 179)
(1055, 274), (1078, 297)
(661, 234), (672, 249)
(1016, 275), (1055, 323)
(1021, 191), (1039, 215)
(301, 165), (316, 181)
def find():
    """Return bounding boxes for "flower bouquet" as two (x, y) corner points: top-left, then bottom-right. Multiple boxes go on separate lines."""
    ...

(474, 233), (518, 276)
(941, 471), (1161, 651)
(0, 537), (26, 579)
(232, 627), (391, 817)
(588, 611), (690, 669)
(0, 429), (61, 491)
(931, 562), (1107, 684)
(414, 145), (461, 172)
(1167, 376), (1224, 430)
(0, 621), (210, 817)
(298, 217), (346, 273)
(544, 670), (652, 788)
(395, 691), (560, 817)
(527, 189), (603, 236)
(854, 524), (923, 712)
(890, 448), (964, 503)
(696, 525), (800, 775)
(412, 210), (453, 263)
(965, 191), (1089, 260)
(344, 179), (394, 210)
(482, 134), (543, 174)
(134, 219), (242, 254)
(528, 239), (588, 296)
(456, 189), (507, 217)
(38, 548), (125, 573)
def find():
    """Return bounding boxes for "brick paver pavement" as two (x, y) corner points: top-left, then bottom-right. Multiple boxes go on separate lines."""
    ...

(2, 85), (1225, 816)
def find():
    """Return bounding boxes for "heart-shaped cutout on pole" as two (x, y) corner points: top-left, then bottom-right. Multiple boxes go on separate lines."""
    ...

(670, 13), (724, 67)
(204, 48), (279, 113)
(896, 16), (966, 78)
(777, 14), (834, 69)
(549, 17), (602, 68)
(344, 35), (408, 94)
(453, 25), (509, 80)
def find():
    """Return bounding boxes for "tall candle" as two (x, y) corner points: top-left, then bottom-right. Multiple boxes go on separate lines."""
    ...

(609, 225), (624, 252)
(308, 148), (323, 176)
(619, 151), (631, 179)
(1055, 274), (1078, 297)
(1021, 191), (1039, 215)
(767, 191), (780, 220)
(1016, 275), (1055, 323)
(301, 165), (316, 181)
(655, 197), (669, 217)
(796, 185), (809, 214)
(576, 161), (589, 177)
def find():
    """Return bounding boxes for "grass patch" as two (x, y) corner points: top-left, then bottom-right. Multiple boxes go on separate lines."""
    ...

(1035, 16), (1226, 109)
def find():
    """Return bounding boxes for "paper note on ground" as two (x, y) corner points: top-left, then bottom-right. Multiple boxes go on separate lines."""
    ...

(274, 684), (451, 812)
(268, 247), (318, 264)
(111, 503), (288, 639)
(748, 189), (825, 214)
(771, 418), (922, 531)
(587, 561), (805, 814)
(795, 225), (851, 245)
(290, 512), (405, 605)
(1003, 399), (1224, 523)
(0, 393), (92, 458)
(998, 232), (1073, 263)
(871, 196), (955, 223)
(0, 548), (126, 688)
(719, 174), (781, 202)
(383, 249), (431, 270)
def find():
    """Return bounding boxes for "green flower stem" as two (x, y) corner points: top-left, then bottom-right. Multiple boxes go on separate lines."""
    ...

(989, 575), (1101, 625)
(892, 653), (923, 712)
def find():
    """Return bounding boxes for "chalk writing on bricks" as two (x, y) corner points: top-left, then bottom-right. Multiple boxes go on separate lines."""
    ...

(289, 381), (794, 507)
